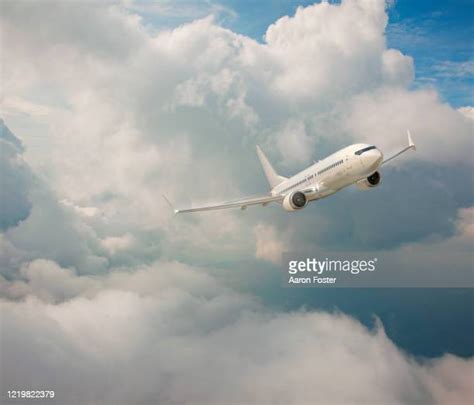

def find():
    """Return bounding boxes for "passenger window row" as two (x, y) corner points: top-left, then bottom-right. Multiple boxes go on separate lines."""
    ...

(281, 159), (344, 193)
(282, 178), (307, 193)
(317, 159), (343, 175)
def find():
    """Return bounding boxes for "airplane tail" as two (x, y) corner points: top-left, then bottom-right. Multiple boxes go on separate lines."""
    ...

(256, 145), (287, 189)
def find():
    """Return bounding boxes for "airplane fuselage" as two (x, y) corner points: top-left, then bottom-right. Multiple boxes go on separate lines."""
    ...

(272, 144), (383, 201)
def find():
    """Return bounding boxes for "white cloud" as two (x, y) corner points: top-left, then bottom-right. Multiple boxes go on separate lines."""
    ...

(264, 0), (412, 102)
(455, 206), (474, 240)
(1, 0), (468, 229)
(121, 0), (238, 23)
(276, 120), (316, 166)
(101, 233), (135, 255)
(60, 199), (101, 218)
(433, 60), (474, 78)
(1, 96), (59, 118)
(19, 259), (98, 303)
(1, 259), (473, 404)
(254, 223), (285, 264)
(0, 121), (32, 231)
(345, 87), (473, 165)
(1, 0), (471, 271)
(1, 1), (473, 402)
(382, 48), (414, 86)
(458, 106), (474, 120)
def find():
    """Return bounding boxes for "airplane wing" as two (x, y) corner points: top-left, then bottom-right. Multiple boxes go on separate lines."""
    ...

(382, 130), (416, 165)
(164, 194), (284, 214)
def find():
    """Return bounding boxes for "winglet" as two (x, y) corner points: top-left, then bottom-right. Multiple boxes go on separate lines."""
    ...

(407, 129), (416, 151)
(162, 195), (179, 215)
(381, 130), (417, 166)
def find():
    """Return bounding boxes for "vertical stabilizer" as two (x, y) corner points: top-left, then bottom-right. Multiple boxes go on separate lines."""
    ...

(256, 145), (287, 189)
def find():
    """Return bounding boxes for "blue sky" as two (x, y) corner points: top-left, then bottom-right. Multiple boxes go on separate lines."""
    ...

(140, 0), (473, 107)
(227, 0), (474, 106)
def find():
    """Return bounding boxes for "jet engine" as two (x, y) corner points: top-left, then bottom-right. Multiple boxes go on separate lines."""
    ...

(356, 171), (381, 190)
(282, 191), (307, 211)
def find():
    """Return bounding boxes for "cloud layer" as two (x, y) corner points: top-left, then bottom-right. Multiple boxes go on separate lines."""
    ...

(1, 0), (473, 403)
(2, 260), (473, 404)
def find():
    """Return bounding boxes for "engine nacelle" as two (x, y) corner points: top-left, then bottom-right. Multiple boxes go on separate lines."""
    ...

(356, 171), (381, 190)
(283, 191), (307, 211)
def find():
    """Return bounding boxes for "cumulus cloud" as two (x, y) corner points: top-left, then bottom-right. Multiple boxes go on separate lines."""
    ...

(1, 0), (473, 402)
(254, 222), (286, 264)
(1, 259), (97, 303)
(0, 119), (32, 228)
(100, 233), (136, 255)
(1, 0), (470, 251)
(265, 0), (398, 100)
(0, 0), (471, 290)
(276, 120), (316, 166)
(1, 260), (473, 404)
(345, 87), (473, 165)
(458, 106), (474, 120)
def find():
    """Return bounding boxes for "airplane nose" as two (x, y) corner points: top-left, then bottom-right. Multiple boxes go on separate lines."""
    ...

(365, 149), (383, 170)
(374, 149), (383, 165)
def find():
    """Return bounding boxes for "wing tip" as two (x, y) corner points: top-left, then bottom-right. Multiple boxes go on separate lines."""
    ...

(407, 129), (416, 151)
(163, 195), (179, 215)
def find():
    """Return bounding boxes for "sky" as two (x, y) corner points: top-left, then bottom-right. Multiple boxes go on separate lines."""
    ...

(1, 0), (473, 403)
(135, 0), (474, 106)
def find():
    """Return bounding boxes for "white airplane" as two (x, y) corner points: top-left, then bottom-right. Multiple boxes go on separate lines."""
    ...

(166, 131), (416, 214)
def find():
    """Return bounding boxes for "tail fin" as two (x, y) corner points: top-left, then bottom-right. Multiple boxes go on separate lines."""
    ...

(256, 145), (287, 189)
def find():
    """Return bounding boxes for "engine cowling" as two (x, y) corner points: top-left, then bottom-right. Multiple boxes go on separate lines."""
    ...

(356, 171), (381, 190)
(283, 191), (307, 211)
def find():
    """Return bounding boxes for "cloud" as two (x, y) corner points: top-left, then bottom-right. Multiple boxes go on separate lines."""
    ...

(1, 1), (473, 402)
(345, 86), (473, 165)
(254, 222), (286, 264)
(1, 260), (473, 404)
(0, 0), (471, 278)
(433, 60), (474, 78)
(100, 233), (135, 255)
(2, 259), (97, 303)
(456, 206), (474, 239)
(0, 120), (32, 230)
(121, 0), (238, 26)
(4, 187), (109, 275)
(0, 119), (117, 278)
(276, 120), (316, 166)
(259, 0), (413, 106)
(1, 0), (469, 221)
(458, 106), (474, 120)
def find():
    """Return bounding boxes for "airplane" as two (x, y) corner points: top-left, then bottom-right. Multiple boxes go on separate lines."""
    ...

(164, 131), (416, 214)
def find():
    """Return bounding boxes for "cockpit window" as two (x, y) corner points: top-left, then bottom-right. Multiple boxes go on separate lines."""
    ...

(354, 146), (376, 155)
